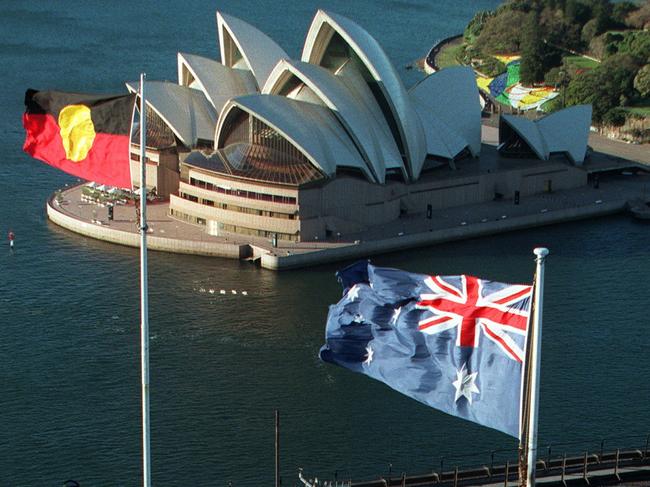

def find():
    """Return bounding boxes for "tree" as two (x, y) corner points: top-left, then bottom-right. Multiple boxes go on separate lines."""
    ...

(480, 57), (507, 76)
(520, 9), (548, 84)
(565, 0), (592, 25)
(464, 10), (495, 42)
(626, 1), (650, 30)
(611, 2), (638, 29)
(634, 64), (650, 98)
(581, 18), (599, 44)
(602, 108), (627, 127)
(564, 0), (579, 23)
(616, 31), (650, 64)
(475, 9), (528, 54)
(565, 53), (640, 122)
(592, 0), (610, 36)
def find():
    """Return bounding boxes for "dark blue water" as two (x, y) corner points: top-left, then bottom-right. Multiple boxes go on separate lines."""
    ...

(1, 1), (649, 485)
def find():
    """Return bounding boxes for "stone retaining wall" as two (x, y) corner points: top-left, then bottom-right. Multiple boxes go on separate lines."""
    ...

(261, 200), (625, 270)
(47, 197), (250, 259)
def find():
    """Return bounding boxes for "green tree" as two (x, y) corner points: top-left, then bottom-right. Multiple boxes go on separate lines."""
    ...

(564, 0), (592, 25)
(602, 108), (627, 127)
(634, 64), (650, 98)
(592, 0), (610, 36)
(581, 18), (598, 44)
(464, 10), (495, 42)
(617, 31), (650, 64)
(475, 9), (528, 54)
(565, 53), (640, 122)
(520, 8), (548, 84)
(564, 0), (578, 22)
(480, 57), (507, 76)
(611, 2), (638, 29)
(626, 1), (650, 30)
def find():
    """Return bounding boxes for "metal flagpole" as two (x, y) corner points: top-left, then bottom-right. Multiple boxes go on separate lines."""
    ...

(525, 247), (549, 487)
(139, 72), (152, 487)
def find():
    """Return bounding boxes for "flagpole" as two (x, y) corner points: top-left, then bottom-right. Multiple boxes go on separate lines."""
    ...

(139, 72), (152, 487)
(525, 247), (549, 487)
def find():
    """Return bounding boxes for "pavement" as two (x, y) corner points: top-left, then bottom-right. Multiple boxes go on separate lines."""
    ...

(51, 126), (650, 260)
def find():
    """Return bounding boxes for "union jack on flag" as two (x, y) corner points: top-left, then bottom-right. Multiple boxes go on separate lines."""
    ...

(321, 262), (537, 438)
(417, 275), (533, 362)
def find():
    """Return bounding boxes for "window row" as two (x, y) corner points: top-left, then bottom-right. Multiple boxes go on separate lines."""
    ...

(170, 209), (299, 242)
(179, 192), (297, 220)
(218, 222), (300, 242)
(188, 177), (297, 205)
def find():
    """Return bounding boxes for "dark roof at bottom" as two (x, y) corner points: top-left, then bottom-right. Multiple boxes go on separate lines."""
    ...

(183, 146), (324, 186)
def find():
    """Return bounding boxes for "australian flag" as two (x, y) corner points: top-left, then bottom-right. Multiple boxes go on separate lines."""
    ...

(320, 261), (533, 438)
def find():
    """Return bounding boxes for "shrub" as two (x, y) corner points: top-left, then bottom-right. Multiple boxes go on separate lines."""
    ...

(602, 108), (627, 126)
(544, 66), (563, 85)
(480, 57), (507, 77)
(634, 64), (650, 98)
(541, 95), (564, 113)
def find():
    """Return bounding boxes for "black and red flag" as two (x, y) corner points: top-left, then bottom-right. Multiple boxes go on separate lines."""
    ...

(23, 89), (136, 189)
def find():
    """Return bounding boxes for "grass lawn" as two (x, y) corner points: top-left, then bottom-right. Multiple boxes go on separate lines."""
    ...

(563, 55), (600, 70)
(623, 105), (650, 117)
(436, 43), (464, 68)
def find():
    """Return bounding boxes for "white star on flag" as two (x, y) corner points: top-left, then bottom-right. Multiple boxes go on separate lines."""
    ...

(346, 285), (360, 302)
(390, 306), (401, 325)
(452, 363), (480, 404)
(363, 345), (374, 364)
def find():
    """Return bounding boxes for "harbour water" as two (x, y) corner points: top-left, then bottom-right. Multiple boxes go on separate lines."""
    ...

(1, 1), (649, 485)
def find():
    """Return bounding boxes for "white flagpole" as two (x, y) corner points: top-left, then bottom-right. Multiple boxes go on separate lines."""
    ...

(526, 247), (549, 487)
(139, 72), (152, 487)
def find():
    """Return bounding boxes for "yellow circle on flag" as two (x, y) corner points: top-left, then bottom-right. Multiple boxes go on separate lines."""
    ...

(58, 104), (96, 162)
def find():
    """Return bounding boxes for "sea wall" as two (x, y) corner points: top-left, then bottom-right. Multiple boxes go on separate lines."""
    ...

(47, 197), (250, 259)
(260, 200), (625, 270)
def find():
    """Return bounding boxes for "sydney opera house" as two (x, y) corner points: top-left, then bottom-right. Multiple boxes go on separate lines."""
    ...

(126, 10), (591, 243)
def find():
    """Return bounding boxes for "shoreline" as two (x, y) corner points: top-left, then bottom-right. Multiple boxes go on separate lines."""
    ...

(422, 34), (463, 73)
(46, 162), (649, 270)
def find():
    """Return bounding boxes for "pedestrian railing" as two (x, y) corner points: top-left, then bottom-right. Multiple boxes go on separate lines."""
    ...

(298, 433), (650, 487)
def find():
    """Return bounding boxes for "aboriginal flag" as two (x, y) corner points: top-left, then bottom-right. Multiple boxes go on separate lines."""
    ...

(23, 89), (137, 189)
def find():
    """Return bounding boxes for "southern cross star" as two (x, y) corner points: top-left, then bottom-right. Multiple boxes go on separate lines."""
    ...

(390, 306), (402, 325)
(363, 345), (374, 364)
(452, 363), (480, 404)
(346, 285), (360, 302)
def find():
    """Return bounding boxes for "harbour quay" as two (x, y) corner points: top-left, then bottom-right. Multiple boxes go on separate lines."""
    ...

(46, 137), (649, 271)
(36, 8), (650, 269)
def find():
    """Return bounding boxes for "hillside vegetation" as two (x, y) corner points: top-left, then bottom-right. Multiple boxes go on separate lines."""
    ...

(458, 0), (650, 124)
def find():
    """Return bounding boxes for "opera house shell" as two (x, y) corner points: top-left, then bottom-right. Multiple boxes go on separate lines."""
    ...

(125, 10), (584, 243)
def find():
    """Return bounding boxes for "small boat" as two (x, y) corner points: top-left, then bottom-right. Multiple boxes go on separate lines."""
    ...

(627, 199), (650, 220)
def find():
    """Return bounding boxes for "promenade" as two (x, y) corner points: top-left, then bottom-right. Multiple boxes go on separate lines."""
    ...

(47, 127), (650, 270)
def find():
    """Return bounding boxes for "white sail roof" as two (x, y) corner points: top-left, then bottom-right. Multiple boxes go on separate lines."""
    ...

(133, 9), (525, 185)
(410, 66), (482, 157)
(302, 10), (426, 179)
(414, 105), (469, 160)
(216, 94), (374, 181)
(263, 59), (406, 183)
(217, 12), (288, 89)
(126, 81), (217, 147)
(501, 105), (592, 164)
(537, 105), (592, 164)
(177, 52), (257, 112)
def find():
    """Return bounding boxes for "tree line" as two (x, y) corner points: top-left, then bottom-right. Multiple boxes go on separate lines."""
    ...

(463, 0), (650, 124)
